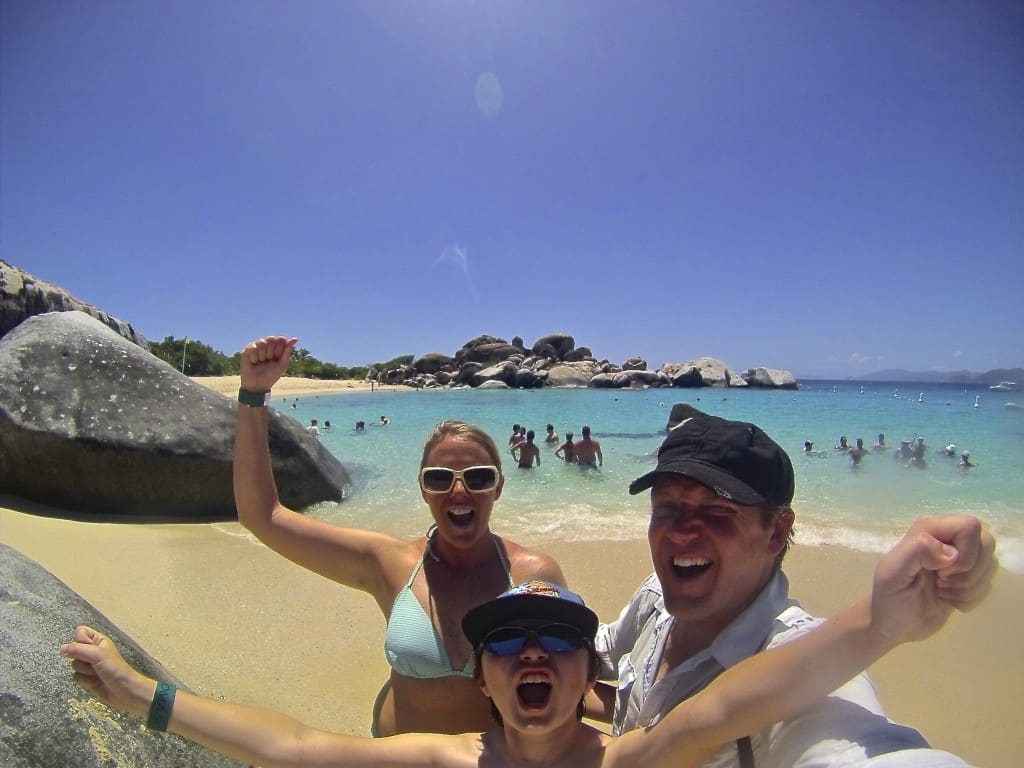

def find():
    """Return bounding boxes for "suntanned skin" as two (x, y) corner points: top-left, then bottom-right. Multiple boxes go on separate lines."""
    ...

(62, 519), (995, 768)
(573, 434), (602, 467)
(234, 336), (566, 736)
(511, 436), (541, 468)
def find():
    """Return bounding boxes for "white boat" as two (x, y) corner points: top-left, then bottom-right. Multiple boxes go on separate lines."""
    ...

(1006, 403), (1024, 411)
(989, 382), (1018, 392)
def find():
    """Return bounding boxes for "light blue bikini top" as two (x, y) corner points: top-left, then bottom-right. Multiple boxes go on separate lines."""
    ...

(384, 528), (513, 679)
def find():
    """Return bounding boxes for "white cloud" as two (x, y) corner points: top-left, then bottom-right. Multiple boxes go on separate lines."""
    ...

(432, 243), (480, 302)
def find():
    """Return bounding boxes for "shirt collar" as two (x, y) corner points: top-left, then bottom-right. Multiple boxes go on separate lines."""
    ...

(704, 570), (792, 669)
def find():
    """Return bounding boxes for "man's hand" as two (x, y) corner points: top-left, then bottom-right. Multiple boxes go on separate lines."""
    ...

(871, 515), (996, 646)
(240, 336), (298, 393)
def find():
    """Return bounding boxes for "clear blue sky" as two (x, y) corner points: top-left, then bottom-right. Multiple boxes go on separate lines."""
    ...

(2, 2), (1021, 378)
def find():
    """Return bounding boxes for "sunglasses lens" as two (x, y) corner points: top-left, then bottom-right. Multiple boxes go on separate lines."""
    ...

(483, 627), (527, 656)
(421, 468), (455, 492)
(464, 467), (498, 491)
(482, 624), (585, 656)
(537, 625), (585, 653)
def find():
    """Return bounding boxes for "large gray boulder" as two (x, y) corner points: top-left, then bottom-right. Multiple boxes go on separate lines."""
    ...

(413, 352), (455, 375)
(531, 333), (575, 360)
(545, 361), (603, 388)
(741, 367), (798, 389)
(0, 311), (351, 518)
(682, 357), (736, 387)
(0, 260), (148, 348)
(0, 543), (244, 768)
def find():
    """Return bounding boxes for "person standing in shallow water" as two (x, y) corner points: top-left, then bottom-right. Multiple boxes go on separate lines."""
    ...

(232, 335), (566, 736)
(556, 431), (576, 463)
(574, 425), (603, 468)
(510, 429), (541, 468)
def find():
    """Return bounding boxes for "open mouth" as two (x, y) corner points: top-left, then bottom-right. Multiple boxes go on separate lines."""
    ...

(671, 556), (713, 580)
(447, 506), (475, 528)
(517, 676), (552, 710)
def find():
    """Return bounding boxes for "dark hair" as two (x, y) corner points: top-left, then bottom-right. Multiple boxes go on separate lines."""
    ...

(526, 430), (535, 442)
(760, 505), (795, 569)
(582, 425), (591, 437)
(546, 424), (554, 431)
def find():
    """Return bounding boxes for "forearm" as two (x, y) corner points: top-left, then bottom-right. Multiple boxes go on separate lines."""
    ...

(164, 687), (319, 768)
(684, 598), (890, 749)
(233, 404), (282, 531)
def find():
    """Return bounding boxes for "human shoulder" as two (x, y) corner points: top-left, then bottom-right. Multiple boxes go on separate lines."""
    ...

(502, 539), (567, 585)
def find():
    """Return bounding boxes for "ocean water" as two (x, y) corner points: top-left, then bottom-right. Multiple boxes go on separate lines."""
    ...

(265, 382), (1024, 573)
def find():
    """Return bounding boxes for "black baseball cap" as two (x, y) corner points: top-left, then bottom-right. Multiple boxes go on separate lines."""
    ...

(462, 580), (599, 647)
(628, 404), (794, 506)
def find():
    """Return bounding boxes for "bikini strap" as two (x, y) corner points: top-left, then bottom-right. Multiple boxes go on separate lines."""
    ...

(406, 524), (439, 587)
(492, 534), (515, 587)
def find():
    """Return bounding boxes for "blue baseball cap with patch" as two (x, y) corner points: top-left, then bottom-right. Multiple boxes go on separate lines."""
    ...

(462, 580), (599, 646)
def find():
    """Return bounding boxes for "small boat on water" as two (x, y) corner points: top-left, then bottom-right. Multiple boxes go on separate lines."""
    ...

(989, 381), (1018, 392)
(1005, 402), (1024, 411)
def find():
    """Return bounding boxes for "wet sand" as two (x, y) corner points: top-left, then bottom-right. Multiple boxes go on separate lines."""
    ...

(1, 499), (1019, 766)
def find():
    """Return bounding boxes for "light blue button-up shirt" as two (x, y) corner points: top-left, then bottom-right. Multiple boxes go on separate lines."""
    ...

(595, 571), (971, 767)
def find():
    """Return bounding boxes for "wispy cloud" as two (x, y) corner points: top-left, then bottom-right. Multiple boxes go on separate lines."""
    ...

(432, 243), (480, 302)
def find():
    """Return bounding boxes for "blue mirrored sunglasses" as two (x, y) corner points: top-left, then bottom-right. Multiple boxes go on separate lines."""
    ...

(481, 623), (587, 656)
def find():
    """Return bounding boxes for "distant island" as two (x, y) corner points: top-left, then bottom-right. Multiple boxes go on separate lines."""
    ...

(841, 368), (1023, 385)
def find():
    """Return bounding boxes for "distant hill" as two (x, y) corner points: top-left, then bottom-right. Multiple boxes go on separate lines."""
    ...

(849, 368), (1024, 385)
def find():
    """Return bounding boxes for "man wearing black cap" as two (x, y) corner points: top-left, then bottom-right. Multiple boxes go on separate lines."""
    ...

(594, 404), (994, 767)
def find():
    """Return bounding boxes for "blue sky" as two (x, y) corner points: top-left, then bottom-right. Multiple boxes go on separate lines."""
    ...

(2, 2), (1021, 378)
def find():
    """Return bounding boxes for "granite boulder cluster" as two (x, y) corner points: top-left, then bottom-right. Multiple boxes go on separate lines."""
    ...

(368, 332), (796, 391)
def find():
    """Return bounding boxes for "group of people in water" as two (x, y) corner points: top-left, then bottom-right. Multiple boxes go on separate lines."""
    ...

(804, 432), (976, 469)
(59, 334), (999, 768)
(508, 422), (604, 469)
(308, 415), (390, 435)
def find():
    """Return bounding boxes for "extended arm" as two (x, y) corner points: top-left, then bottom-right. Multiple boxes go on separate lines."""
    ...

(61, 626), (450, 768)
(234, 336), (403, 605)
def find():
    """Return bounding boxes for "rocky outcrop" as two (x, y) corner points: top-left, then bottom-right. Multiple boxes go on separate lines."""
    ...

(0, 543), (245, 768)
(742, 367), (798, 389)
(0, 260), (148, 348)
(413, 352), (455, 375)
(547, 361), (605, 388)
(0, 311), (351, 518)
(396, 335), (797, 392)
(531, 333), (575, 359)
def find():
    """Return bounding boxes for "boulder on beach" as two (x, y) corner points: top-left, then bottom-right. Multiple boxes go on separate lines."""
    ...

(0, 542), (245, 768)
(0, 260), (147, 348)
(0, 311), (351, 519)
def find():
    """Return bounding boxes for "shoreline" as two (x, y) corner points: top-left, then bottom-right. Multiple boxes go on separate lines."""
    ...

(192, 375), (407, 398)
(1, 499), (1020, 766)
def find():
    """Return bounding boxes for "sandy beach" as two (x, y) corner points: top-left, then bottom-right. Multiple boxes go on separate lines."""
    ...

(192, 375), (404, 398)
(1, 498), (1020, 767)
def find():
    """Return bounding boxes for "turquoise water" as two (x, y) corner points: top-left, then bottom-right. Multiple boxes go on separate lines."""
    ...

(269, 382), (1024, 573)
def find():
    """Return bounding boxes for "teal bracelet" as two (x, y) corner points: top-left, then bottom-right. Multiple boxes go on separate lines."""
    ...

(146, 681), (177, 731)
(238, 388), (270, 407)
